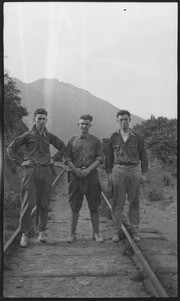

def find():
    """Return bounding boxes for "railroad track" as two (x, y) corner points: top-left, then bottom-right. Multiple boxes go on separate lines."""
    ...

(4, 164), (169, 298)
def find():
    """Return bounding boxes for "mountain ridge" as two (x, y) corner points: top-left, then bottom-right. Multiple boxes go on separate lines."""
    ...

(14, 77), (145, 144)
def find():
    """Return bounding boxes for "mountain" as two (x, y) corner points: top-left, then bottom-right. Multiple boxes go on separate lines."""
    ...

(14, 78), (145, 144)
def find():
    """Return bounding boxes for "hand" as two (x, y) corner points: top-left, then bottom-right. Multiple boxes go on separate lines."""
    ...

(50, 158), (54, 165)
(21, 160), (34, 167)
(141, 174), (147, 185)
(79, 168), (91, 178)
(75, 168), (83, 177)
(108, 172), (112, 183)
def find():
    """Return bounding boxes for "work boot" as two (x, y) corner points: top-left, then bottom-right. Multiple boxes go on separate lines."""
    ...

(20, 233), (28, 248)
(38, 231), (47, 243)
(112, 231), (123, 243)
(92, 233), (104, 243)
(67, 233), (76, 243)
(131, 226), (140, 242)
(132, 233), (140, 242)
(90, 212), (104, 243)
(67, 211), (79, 244)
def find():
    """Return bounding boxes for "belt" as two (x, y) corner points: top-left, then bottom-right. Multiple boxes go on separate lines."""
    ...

(116, 162), (138, 166)
(33, 163), (51, 167)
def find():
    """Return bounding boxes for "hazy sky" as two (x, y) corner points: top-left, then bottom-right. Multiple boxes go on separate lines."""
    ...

(4, 2), (177, 119)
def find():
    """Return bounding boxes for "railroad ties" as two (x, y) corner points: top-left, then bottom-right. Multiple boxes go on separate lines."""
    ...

(3, 165), (170, 298)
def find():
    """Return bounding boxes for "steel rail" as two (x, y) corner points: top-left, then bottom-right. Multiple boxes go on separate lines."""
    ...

(4, 165), (66, 253)
(101, 190), (169, 298)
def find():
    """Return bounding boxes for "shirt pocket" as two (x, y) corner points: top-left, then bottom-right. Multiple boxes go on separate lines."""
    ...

(113, 144), (120, 151)
(26, 138), (37, 150)
(88, 148), (95, 157)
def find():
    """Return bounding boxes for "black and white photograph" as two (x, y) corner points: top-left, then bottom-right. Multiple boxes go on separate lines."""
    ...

(3, 1), (177, 298)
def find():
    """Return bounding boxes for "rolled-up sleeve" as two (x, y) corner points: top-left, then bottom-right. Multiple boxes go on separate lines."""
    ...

(95, 139), (104, 164)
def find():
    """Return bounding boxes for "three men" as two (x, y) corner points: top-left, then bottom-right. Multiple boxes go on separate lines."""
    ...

(105, 110), (148, 242)
(65, 114), (104, 243)
(7, 108), (148, 246)
(7, 108), (66, 247)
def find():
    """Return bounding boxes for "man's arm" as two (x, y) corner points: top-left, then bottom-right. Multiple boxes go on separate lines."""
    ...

(105, 137), (114, 174)
(138, 135), (148, 173)
(50, 134), (66, 163)
(64, 138), (82, 177)
(80, 138), (104, 177)
(7, 134), (27, 166)
(138, 135), (148, 183)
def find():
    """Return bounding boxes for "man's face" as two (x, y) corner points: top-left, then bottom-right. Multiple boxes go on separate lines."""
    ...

(117, 114), (131, 130)
(78, 119), (92, 135)
(34, 113), (47, 131)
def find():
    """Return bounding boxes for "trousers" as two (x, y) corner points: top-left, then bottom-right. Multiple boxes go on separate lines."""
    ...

(68, 169), (101, 212)
(19, 165), (52, 233)
(111, 164), (141, 232)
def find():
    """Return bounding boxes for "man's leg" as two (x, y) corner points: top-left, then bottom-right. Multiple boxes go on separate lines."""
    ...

(67, 174), (83, 243)
(37, 166), (52, 242)
(127, 166), (141, 242)
(86, 170), (104, 242)
(19, 167), (36, 247)
(67, 210), (80, 243)
(111, 165), (126, 242)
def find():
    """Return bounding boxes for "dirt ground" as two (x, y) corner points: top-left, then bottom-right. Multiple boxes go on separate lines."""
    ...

(3, 162), (177, 297)
(3, 170), (150, 298)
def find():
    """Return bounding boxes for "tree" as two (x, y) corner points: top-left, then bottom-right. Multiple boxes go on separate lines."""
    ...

(133, 115), (177, 168)
(4, 70), (28, 132)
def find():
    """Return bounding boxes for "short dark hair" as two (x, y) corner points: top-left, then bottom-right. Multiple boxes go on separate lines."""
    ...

(34, 108), (48, 117)
(116, 110), (131, 118)
(80, 114), (93, 122)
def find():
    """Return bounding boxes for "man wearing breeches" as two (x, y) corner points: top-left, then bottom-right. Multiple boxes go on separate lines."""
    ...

(105, 110), (148, 242)
(65, 114), (104, 243)
(7, 108), (66, 247)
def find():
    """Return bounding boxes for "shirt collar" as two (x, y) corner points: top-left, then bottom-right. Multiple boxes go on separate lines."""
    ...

(78, 132), (90, 139)
(32, 124), (48, 137)
(116, 128), (135, 137)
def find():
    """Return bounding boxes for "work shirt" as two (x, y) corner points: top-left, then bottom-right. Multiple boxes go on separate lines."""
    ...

(7, 125), (66, 165)
(105, 129), (148, 173)
(65, 133), (104, 168)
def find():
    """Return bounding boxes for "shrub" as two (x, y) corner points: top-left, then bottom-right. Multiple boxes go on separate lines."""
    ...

(4, 192), (21, 218)
(147, 187), (164, 203)
(133, 115), (177, 170)
(4, 70), (28, 132)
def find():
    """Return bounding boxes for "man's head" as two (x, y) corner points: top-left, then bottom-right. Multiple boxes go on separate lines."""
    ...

(33, 108), (48, 132)
(116, 110), (131, 131)
(78, 114), (93, 135)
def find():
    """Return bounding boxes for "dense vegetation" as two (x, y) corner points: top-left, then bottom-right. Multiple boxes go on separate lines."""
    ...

(133, 115), (177, 171)
(4, 70), (28, 133)
(4, 71), (29, 236)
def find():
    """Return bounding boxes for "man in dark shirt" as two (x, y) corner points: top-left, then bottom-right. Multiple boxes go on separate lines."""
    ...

(7, 108), (66, 247)
(65, 114), (104, 243)
(105, 110), (148, 242)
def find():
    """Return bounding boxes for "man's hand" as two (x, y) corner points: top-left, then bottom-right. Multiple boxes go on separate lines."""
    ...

(79, 167), (91, 178)
(50, 158), (54, 165)
(75, 168), (83, 177)
(21, 160), (34, 167)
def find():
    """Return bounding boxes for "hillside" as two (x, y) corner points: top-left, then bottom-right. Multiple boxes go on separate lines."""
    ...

(14, 78), (144, 144)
